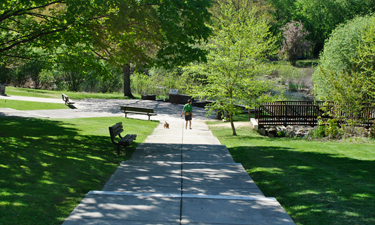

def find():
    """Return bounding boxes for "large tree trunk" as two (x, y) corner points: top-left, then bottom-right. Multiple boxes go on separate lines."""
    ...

(123, 64), (134, 98)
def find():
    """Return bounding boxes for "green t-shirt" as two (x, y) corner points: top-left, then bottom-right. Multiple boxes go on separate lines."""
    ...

(183, 103), (193, 113)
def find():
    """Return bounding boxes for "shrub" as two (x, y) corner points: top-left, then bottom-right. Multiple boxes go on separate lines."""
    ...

(278, 21), (313, 66)
(313, 15), (375, 101)
(313, 15), (375, 127)
(370, 124), (375, 138)
(288, 82), (299, 91)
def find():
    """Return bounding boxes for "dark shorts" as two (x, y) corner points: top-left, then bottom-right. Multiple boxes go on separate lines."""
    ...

(185, 112), (192, 121)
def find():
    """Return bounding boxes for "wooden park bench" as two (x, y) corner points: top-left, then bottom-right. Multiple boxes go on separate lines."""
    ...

(109, 122), (137, 155)
(62, 93), (75, 105)
(120, 105), (157, 120)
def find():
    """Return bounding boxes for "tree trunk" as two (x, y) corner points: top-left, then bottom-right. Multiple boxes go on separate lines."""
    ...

(230, 113), (237, 136)
(123, 64), (134, 98)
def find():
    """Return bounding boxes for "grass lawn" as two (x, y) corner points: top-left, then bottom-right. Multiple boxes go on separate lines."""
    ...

(0, 99), (69, 110)
(0, 116), (158, 225)
(5, 87), (141, 100)
(209, 125), (375, 225)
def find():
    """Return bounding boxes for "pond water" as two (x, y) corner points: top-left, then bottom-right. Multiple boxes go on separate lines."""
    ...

(283, 90), (315, 101)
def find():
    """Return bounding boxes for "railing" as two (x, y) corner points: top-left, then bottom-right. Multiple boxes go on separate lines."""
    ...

(255, 101), (375, 128)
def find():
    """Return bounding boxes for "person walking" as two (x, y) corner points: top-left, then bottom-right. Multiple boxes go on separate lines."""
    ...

(181, 99), (193, 129)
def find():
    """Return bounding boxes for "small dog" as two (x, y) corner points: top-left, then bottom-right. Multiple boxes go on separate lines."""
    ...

(163, 121), (169, 129)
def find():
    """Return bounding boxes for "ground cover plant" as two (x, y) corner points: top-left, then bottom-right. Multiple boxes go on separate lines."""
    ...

(271, 60), (317, 93)
(209, 125), (375, 225)
(0, 100), (69, 110)
(0, 116), (158, 225)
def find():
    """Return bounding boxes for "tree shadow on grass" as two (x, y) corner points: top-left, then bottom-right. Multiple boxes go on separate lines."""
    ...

(0, 117), (132, 225)
(228, 145), (375, 225)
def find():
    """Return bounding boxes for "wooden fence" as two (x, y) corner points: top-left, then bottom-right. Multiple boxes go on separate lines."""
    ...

(255, 101), (375, 128)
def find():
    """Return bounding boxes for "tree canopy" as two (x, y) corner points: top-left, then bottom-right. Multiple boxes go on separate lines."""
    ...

(267, 0), (375, 56)
(190, 4), (278, 135)
(1, 0), (212, 96)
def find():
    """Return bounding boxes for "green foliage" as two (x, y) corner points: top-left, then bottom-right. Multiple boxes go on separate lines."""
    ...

(130, 67), (198, 98)
(210, 0), (275, 24)
(1, 0), (213, 97)
(370, 124), (375, 138)
(35, 45), (124, 92)
(243, 79), (281, 118)
(19, 60), (45, 88)
(313, 15), (375, 125)
(0, 56), (46, 88)
(277, 131), (287, 137)
(273, 60), (315, 92)
(0, 0), (110, 58)
(311, 121), (373, 140)
(267, 0), (375, 56)
(189, 3), (278, 135)
(0, 65), (14, 85)
(310, 125), (326, 139)
(288, 82), (299, 92)
(152, 67), (198, 97)
(209, 124), (375, 224)
(314, 16), (372, 92)
(131, 72), (155, 95)
(324, 118), (342, 138)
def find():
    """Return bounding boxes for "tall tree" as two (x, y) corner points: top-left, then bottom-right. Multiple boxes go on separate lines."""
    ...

(190, 4), (277, 135)
(89, 0), (212, 97)
(1, 0), (212, 97)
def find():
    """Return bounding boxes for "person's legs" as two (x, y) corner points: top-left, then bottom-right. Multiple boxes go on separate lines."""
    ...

(185, 114), (192, 129)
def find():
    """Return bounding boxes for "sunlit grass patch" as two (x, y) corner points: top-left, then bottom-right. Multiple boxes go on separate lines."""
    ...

(0, 116), (158, 225)
(0, 99), (68, 110)
(5, 86), (140, 100)
(209, 124), (375, 225)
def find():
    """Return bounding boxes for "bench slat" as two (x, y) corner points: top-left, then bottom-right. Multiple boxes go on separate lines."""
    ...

(109, 122), (137, 155)
(111, 126), (124, 137)
(119, 134), (137, 144)
(120, 106), (157, 120)
(121, 106), (154, 113)
(125, 112), (157, 116)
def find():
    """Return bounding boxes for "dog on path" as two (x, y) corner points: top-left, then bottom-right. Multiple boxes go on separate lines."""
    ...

(163, 121), (169, 129)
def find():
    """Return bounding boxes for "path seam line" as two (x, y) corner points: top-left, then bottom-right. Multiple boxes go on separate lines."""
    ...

(88, 191), (277, 201)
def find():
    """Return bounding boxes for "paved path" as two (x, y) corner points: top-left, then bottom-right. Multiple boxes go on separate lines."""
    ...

(1, 95), (295, 224)
(62, 119), (295, 224)
(0, 95), (215, 120)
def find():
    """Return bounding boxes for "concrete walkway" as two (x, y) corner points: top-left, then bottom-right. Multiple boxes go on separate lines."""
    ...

(0, 95), (215, 120)
(1, 95), (295, 224)
(63, 120), (295, 224)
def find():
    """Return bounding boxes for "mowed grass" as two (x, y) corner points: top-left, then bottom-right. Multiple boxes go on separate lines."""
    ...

(0, 116), (158, 225)
(209, 125), (375, 225)
(5, 87), (141, 100)
(0, 99), (69, 110)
